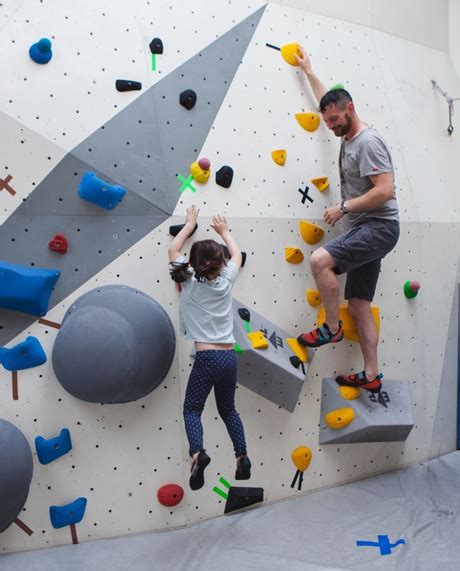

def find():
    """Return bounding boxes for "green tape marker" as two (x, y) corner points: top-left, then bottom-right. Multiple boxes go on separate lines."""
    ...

(219, 477), (231, 489)
(213, 486), (228, 500)
(177, 173), (196, 193)
(234, 343), (244, 353)
(151, 54), (156, 71)
(243, 321), (251, 333)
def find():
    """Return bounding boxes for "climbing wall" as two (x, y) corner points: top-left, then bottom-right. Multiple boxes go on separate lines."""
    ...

(1, 0), (459, 555)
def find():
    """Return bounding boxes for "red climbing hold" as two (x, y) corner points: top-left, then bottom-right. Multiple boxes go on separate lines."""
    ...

(157, 484), (184, 507)
(48, 233), (68, 254)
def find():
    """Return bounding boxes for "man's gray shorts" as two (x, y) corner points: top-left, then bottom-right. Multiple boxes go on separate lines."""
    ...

(323, 218), (400, 302)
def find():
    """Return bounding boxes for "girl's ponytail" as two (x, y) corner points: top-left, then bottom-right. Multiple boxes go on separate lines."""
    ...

(169, 261), (192, 283)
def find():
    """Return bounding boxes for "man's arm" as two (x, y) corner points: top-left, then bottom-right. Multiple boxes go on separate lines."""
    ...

(295, 47), (328, 105)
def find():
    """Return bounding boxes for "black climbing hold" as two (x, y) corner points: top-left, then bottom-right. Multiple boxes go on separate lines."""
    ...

(224, 486), (264, 514)
(149, 37), (164, 54)
(290, 356), (301, 369)
(179, 89), (197, 110)
(116, 80), (142, 92)
(238, 308), (251, 322)
(169, 223), (198, 238)
(222, 246), (247, 268)
(215, 165), (234, 188)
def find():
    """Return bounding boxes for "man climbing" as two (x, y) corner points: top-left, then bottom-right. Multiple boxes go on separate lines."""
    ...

(295, 47), (400, 393)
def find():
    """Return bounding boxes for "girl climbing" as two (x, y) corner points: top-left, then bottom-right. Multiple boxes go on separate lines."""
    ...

(168, 205), (251, 491)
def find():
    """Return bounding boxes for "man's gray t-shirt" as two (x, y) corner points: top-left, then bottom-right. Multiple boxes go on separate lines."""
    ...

(339, 127), (399, 230)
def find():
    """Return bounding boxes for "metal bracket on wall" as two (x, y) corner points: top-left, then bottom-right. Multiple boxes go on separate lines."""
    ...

(431, 80), (460, 135)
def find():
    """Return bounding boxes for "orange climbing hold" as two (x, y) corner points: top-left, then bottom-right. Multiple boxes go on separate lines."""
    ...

(299, 220), (324, 245)
(317, 304), (380, 343)
(285, 247), (304, 264)
(280, 43), (301, 66)
(295, 113), (320, 133)
(190, 159), (210, 183)
(247, 331), (269, 350)
(306, 289), (321, 307)
(271, 149), (287, 166)
(325, 407), (355, 429)
(311, 177), (330, 192)
(291, 446), (312, 472)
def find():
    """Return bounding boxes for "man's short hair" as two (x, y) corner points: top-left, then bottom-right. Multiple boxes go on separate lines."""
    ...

(319, 89), (353, 113)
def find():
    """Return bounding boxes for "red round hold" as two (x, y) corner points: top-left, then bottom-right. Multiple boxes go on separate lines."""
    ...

(197, 157), (211, 170)
(157, 484), (184, 507)
(48, 233), (69, 254)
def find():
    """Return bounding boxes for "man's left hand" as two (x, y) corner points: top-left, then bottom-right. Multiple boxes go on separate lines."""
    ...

(323, 204), (343, 226)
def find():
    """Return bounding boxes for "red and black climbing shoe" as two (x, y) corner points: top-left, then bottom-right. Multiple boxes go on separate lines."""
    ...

(235, 455), (252, 480)
(297, 321), (344, 348)
(336, 371), (383, 394)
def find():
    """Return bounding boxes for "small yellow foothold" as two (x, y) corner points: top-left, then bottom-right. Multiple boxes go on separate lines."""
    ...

(247, 331), (269, 350)
(271, 149), (287, 166)
(324, 407), (355, 429)
(295, 112), (320, 133)
(311, 177), (330, 192)
(285, 247), (304, 264)
(286, 338), (309, 362)
(280, 43), (302, 66)
(338, 386), (361, 400)
(291, 446), (312, 472)
(306, 289), (322, 307)
(317, 304), (380, 343)
(190, 161), (210, 183)
(299, 220), (324, 245)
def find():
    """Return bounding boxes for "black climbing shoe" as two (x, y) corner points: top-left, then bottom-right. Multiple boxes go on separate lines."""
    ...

(189, 450), (211, 491)
(235, 455), (251, 480)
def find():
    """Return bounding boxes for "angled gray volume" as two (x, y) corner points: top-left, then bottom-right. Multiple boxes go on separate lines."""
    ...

(233, 299), (313, 412)
(0, 7), (266, 345)
(319, 378), (414, 444)
(72, 6), (267, 214)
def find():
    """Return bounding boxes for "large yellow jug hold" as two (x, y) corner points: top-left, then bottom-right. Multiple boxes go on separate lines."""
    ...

(286, 338), (309, 362)
(190, 157), (211, 183)
(280, 43), (301, 66)
(247, 331), (269, 350)
(295, 112), (320, 133)
(285, 247), (304, 264)
(317, 304), (380, 342)
(311, 177), (330, 192)
(291, 446), (312, 472)
(299, 220), (324, 245)
(339, 386), (361, 400)
(306, 288), (322, 307)
(324, 407), (355, 429)
(271, 149), (287, 166)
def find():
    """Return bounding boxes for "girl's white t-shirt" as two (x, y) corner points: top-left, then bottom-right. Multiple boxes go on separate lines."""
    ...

(175, 255), (239, 343)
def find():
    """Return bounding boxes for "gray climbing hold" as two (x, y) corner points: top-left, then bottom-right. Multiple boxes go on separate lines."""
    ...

(0, 419), (33, 533)
(319, 378), (414, 444)
(52, 285), (175, 403)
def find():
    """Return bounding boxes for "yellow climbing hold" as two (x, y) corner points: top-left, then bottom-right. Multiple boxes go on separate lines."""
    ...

(306, 288), (322, 307)
(190, 161), (210, 183)
(280, 43), (301, 66)
(317, 304), (380, 343)
(291, 446), (312, 472)
(338, 386), (361, 400)
(295, 112), (320, 133)
(311, 177), (330, 192)
(285, 247), (304, 264)
(324, 407), (355, 429)
(247, 331), (269, 350)
(299, 220), (324, 245)
(286, 338), (309, 362)
(271, 149), (287, 166)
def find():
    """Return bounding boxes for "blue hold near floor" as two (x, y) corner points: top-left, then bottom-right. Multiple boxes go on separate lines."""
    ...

(2, 451), (460, 570)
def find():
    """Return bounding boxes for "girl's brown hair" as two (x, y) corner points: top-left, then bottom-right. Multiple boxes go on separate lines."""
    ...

(170, 239), (226, 283)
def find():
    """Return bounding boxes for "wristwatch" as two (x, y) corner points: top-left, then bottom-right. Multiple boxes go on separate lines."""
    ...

(340, 201), (349, 215)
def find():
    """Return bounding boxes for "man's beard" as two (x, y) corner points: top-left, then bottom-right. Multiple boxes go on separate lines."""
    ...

(333, 114), (352, 137)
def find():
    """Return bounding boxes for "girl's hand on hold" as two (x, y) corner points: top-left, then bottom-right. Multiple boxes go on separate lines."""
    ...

(210, 214), (229, 235)
(185, 204), (200, 226)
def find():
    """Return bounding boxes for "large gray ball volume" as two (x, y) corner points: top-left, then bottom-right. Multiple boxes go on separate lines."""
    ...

(52, 285), (176, 403)
(0, 419), (33, 533)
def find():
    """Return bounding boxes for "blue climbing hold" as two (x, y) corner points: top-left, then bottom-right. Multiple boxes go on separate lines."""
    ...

(78, 172), (126, 210)
(29, 38), (53, 64)
(0, 261), (60, 316)
(35, 428), (72, 465)
(49, 497), (87, 529)
(0, 336), (46, 371)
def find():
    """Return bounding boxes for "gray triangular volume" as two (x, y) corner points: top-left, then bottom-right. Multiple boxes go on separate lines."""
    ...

(72, 5), (267, 214)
